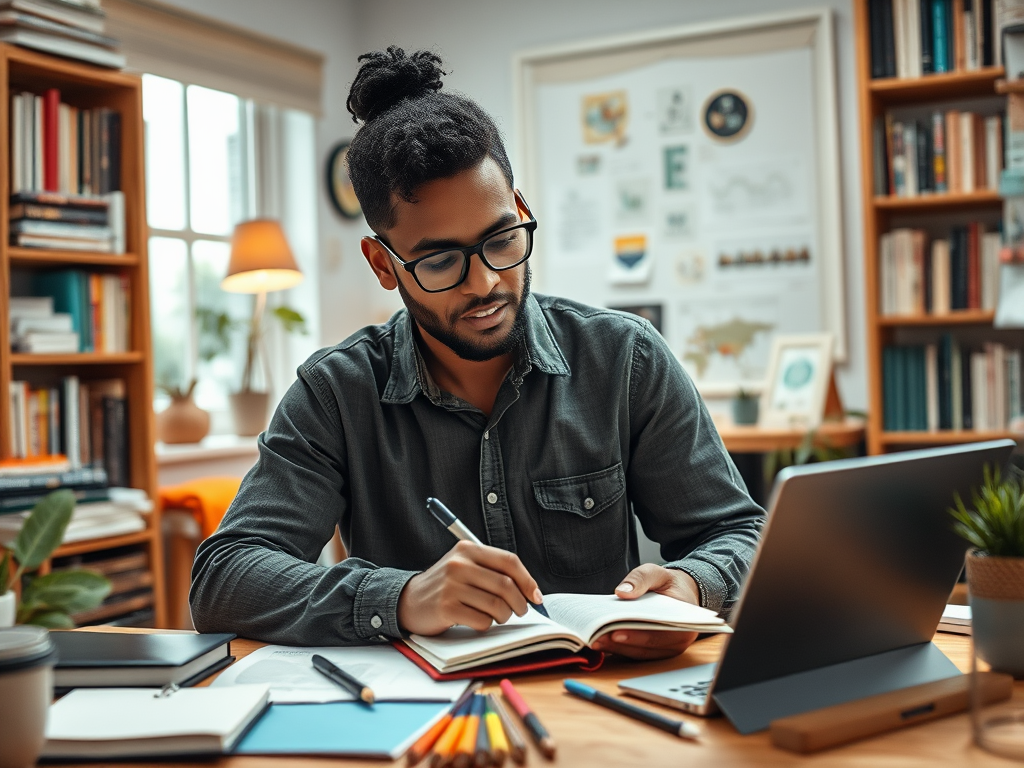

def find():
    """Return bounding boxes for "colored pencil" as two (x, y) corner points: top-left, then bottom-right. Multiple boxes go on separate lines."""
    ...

(473, 694), (492, 767)
(563, 679), (700, 740)
(490, 693), (527, 765)
(483, 694), (509, 767)
(408, 683), (481, 766)
(454, 694), (485, 768)
(500, 678), (556, 759)
(430, 698), (473, 768)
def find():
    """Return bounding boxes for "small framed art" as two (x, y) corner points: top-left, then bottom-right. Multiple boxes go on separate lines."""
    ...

(759, 334), (834, 428)
(325, 141), (361, 219)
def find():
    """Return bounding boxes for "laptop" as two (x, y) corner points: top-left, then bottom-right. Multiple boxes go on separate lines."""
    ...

(618, 440), (1016, 734)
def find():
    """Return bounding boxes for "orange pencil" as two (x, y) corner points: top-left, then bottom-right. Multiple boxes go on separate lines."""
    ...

(430, 697), (473, 768)
(408, 684), (480, 766)
(453, 694), (485, 768)
(483, 694), (509, 767)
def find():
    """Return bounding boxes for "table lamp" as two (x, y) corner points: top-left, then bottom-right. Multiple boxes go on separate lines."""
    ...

(221, 219), (304, 434)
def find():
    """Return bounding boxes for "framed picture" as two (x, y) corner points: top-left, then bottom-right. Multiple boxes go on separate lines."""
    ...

(325, 141), (361, 219)
(759, 333), (834, 428)
(609, 303), (663, 333)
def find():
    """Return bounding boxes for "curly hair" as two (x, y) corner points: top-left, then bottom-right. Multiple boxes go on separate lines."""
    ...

(345, 46), (514, 232)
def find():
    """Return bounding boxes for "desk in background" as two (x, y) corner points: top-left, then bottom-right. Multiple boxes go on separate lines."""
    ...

(64, 628), (1019, 767)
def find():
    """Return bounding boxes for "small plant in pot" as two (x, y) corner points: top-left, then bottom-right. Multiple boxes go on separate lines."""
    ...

(0, 490), (111, 628)
(949, 465), (1024, 678)
(732, 388), (759, 426)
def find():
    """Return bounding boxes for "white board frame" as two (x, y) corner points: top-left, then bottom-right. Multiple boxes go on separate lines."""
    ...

(512, 7), (847, 386)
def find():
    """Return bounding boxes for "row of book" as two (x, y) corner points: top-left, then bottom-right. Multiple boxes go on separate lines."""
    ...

(868, 0), (999, 79)
(879, 224), (1002, 315)
(4, 376), (128, 488)
(10, 190), (125, 254)
(53, 544), (156, 626)
(0, 487), (149, 547)
(883, 339), (1023, 432)
(10, 272), (130, 353)
(873, 110), (1003, 197)
(0, 0), (125, 69)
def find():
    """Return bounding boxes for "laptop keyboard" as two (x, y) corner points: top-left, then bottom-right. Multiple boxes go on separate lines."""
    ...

(668, 679), (713, 697)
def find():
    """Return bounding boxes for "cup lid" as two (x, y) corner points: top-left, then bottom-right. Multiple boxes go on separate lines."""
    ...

(0, 625), (54, 669)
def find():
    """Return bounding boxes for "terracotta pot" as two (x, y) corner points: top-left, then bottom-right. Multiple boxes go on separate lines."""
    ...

(157, 393), (211, 444)
(229, 391), (270, 437)
(966, 550), (1024, 679)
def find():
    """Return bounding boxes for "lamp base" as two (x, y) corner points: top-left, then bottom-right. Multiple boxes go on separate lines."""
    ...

(229, 391), (270, 437)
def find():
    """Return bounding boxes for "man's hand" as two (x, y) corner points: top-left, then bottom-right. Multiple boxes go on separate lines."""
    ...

(397, 540), (544, 636)
(591, 564), (701, 660)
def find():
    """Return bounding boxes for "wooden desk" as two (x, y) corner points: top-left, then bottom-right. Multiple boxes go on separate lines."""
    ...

(714, 418), (866, 454)
(65, 629), (1021, 767)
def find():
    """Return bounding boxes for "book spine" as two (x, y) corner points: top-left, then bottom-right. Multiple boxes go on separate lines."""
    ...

(921, 0), (935, 72)
(932, 111), (947, 191)
(916, 120), (932, 193)
(939, 334), (953, 429)
(926, 343), (940, 430)
(953, 0), (966, 69)
(964, 0), (978, 69)
(905, 122), (919, 195)
(33, 95), (43, 193)
(967, 222), (981, 309)
(952, 340), (964, 430)
(934, 0), (950, 71)
(981, 0), (994, 65)
(884, 346), (896, 431)
(871, 0), (888, 77)
(907, 0), (923, 76)
(0, 488), (110, 514)
(985, 114), (1002, 190)
(971, 350), (986, 430)
(946, 110), (961, 193)
(9, 204), (109, 225)
(63, 376), (81, 470)
(48, 387), (60, 456)
(102, 395), (128, 488)
(960, 111), (974, 191)
(0, 466), (108, 495)
(11, 95), (24, 194)
(893, 121), (907, 196)
(43, 88), (59, 192)
(883, 0), (899, 76)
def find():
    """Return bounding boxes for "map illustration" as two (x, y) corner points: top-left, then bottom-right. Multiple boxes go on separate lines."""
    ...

(682, 317), (775, 379)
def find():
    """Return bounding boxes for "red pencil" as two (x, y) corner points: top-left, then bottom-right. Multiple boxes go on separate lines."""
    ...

(499, 678), (556, 759)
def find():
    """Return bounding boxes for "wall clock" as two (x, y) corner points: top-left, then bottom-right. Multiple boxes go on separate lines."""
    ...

(326, 141), (361, 219)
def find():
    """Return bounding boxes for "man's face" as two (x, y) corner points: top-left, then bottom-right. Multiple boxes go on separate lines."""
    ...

(368, 158), (531, 362)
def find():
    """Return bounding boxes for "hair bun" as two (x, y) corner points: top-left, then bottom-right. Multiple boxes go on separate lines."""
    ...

(347, 46), (445, 123)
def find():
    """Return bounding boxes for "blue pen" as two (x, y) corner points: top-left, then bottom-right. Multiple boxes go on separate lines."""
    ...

(563, 679), (700, 740)
(426, 497), (550, 619)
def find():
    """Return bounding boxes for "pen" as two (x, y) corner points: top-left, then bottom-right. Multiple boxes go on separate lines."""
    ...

(563, 679), (700, 740)
(311, 653), (374, 705)
(426, 497), (549, 618)
(500, 678), (557, 759)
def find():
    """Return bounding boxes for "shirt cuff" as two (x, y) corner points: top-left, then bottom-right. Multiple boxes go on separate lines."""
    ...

(665, 558), (728, 614)
(352, 567), (418, 641)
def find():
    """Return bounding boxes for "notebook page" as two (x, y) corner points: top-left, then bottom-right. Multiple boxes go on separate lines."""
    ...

(543, 592), (724, 643)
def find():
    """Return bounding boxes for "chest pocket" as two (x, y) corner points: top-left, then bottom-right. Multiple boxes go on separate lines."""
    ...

(533, 462), (627, 578)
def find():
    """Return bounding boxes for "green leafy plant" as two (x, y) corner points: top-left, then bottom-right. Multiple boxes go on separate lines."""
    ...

(0, 490), (111, 628)
(949, 465), (1024, 558)
(196, 304), (307, 393)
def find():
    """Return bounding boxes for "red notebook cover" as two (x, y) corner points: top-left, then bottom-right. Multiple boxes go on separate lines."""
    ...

(43, 88), (60, 192)
(393, 642), (605, 681)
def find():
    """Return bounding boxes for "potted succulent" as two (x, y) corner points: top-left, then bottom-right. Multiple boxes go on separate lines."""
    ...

(732, 388), (760, 426)
(949, 465), (1024, 678)
(0, 490), (111, 628)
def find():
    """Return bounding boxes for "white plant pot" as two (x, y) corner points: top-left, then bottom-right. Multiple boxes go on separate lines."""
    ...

(0, 591), (15, 628)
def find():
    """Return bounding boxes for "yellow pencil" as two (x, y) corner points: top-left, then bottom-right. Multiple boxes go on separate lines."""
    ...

(490, 692), (527, 765)
(453, 694), (484, 768)
(484, 694), (509, 767)
(408, 684), (481, 766)
(430, 698), (472, 768)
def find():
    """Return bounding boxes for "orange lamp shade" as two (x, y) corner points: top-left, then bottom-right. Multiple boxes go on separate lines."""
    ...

(222, 219), (304, 294)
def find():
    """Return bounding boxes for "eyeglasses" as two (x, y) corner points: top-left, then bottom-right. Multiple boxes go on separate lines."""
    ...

(374, 201), (537, 293)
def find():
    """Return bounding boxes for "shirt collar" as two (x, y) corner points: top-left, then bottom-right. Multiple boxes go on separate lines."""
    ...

(380, 293), (569, 405)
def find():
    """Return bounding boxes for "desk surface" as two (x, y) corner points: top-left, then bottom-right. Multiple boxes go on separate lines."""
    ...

(64, 629), (1021, 768)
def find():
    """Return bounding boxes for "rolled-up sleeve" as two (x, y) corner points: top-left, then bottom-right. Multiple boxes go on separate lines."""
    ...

(189, 367), (416, 645)
(626, 321), (765, 616)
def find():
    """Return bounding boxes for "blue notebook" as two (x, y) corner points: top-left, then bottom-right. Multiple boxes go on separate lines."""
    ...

(233, 701), (450, 758)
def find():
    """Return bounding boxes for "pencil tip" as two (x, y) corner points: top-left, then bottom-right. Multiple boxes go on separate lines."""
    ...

(362, 689), (375, 705)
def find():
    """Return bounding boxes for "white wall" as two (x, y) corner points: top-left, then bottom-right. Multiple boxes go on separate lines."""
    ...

(158, 0), (867, 409)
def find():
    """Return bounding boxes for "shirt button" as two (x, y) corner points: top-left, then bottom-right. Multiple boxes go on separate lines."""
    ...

(484, 431), (490, 440)
(487, 492), (498, 504)
(583, 497), (595, 510)
(370, 615), (383, 629)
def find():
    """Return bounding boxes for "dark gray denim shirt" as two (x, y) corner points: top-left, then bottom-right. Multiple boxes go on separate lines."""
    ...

(190, 293), (765, 645)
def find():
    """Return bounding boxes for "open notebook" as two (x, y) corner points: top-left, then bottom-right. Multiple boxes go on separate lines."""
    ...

(403, 592), (729, 674)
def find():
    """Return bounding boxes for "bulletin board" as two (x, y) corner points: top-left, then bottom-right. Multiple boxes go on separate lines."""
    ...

(514, 9), (846, 396)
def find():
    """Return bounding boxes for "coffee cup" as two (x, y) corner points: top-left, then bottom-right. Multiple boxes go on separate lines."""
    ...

(0, 626), (56, 768)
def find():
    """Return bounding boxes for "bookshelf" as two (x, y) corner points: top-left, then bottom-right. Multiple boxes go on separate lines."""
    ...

(0, 43), (165, 626)
(854, 1), (1023, 456)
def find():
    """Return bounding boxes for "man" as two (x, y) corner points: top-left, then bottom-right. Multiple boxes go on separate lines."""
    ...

(190, 48), (764, 660)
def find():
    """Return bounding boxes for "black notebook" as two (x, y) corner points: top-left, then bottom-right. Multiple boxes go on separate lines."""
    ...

(50, 631), (236, 688)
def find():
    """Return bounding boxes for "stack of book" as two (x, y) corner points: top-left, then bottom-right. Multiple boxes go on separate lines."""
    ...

(868, 0), (1002, 79)
(0, 486), (149, 548)
(55, 544), (157, 625)
(0, 0), (125, 69)
(17, 269), (131, 352)
(883, 338), (1023, 432)
(8, 295), (78, 352)
(878, 224), (1001, 316)
(6, 376), (129, 487)
(873, 110), (1003, 197)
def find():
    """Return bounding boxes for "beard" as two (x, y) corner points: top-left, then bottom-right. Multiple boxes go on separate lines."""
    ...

(396, 264), (532, 362)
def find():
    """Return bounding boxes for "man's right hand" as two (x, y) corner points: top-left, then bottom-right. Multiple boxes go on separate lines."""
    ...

(397, 540), (544, 636)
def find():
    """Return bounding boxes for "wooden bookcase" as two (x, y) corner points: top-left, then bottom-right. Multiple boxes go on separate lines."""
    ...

(0, 43), (165, 626)
(853, 2), (1023, 455)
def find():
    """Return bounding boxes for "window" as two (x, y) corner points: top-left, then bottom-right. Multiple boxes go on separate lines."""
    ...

(143, 75), (319, 433)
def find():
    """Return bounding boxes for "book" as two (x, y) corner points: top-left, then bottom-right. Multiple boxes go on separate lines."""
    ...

(0, 9), (116, 47)
(9, 201), (107, 224)
(937, 603), (972, 634)
(0, 27), (124, 67)
(49, 630), (236, 687)
(401, 593), (727, 676)
(0, 0), (106, 33)
(0, 463), (105, 494)
(42, 685), (270, 759)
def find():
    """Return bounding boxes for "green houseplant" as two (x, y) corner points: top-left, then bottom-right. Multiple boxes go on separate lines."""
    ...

(0, 490), (111, 628)
(949, 465), (1024, 678)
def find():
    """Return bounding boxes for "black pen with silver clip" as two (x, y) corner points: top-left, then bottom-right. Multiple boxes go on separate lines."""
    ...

(426, 496), (550, 618)
(311, 653), (374, 705)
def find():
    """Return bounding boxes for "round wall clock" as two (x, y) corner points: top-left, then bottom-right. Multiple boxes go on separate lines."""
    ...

(702, 89), (753, 143)
(326, 141), (361, 219)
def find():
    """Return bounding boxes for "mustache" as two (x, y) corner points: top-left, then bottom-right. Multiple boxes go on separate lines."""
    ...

(448, 291), (518, 324)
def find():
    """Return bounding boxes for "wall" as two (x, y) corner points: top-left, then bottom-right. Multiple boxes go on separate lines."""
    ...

(351, 0), (867, 409)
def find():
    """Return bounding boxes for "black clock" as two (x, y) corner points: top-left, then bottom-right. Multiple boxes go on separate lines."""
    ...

(325, 141), (361, 219)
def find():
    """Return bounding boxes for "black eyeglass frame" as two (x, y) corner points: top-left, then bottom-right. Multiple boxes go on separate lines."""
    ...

(373, 199), (538, 293)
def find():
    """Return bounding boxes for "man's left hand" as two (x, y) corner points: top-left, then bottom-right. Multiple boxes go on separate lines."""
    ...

(590, 564), (700, 661)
